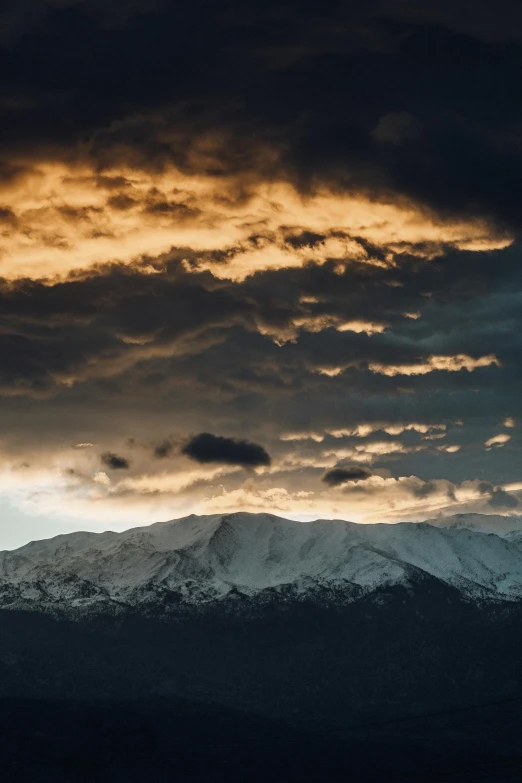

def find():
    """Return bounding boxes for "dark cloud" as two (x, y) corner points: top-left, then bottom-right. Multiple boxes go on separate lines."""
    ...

(0, 246), (520, 468)
(153, 440), (174, 459)
(478, 481), (495, 495)
(410, 480), (438, 499)
(0, 0), (521, 235)
(370, 0), (522, 44)
(488, 489), (520, 509)
(322, 466), (373, 487)
(182, 433), (271, 468)
(0, 207), (16, 224)
(2, 238), (520, 398)
(101, 452), (130, 470)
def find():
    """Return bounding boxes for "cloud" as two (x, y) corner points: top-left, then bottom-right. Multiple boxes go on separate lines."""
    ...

(0, 0), (520, 539)
(0, 159), (509, 282)
(371, 0), (522, 44)
(0, 0), (520, 243)
(485, 433), (511, 448)
(372, 112), (418, 146)
(153, 440), (174, 459)
(101, 452), (130, 470)
(322, 466), (373, 487)
(181, 433), (271, 468)
(488, 488), (520, 509)
(409, 480), (438, 499)
(368, 354), (500, 377)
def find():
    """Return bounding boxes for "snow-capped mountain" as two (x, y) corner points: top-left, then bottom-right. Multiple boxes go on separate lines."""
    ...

(2, 512), (522, 614)
(425, 512), (522, 537)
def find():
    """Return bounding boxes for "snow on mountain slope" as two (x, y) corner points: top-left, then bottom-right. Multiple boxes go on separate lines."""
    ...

(1, 512), (522, 613)
(424, 513), (522, 537)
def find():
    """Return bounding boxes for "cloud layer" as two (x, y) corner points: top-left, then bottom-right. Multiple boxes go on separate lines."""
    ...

(0, 0), (520, 537)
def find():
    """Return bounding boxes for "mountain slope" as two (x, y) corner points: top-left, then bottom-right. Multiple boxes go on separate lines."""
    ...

(2, 512), (522, 613)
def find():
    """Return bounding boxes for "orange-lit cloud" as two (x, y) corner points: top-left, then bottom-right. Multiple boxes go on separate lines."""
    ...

(311, 353), (500, 378)
(368, 354), (500, 376)
(0, 161), (513, 282)
(282, 423), (447, 442)
(485, 433), (511, 448)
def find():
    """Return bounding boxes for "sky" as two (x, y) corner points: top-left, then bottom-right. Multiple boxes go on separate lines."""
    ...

(0, 0), (521, 547)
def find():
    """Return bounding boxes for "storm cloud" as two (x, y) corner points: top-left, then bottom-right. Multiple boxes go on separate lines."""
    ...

(0, 0), (519, 538)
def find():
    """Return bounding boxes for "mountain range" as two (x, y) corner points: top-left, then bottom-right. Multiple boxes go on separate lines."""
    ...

(2, 512), (522, 781)
(2, 511), (522, 615)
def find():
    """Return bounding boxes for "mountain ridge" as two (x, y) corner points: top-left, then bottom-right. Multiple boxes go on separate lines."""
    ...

(1, 511), (522, 615)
